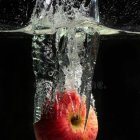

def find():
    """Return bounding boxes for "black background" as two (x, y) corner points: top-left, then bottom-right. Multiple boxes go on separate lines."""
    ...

(0, 0), (140, 140)
(0, 33), (35, 140)
(0, 0), (35, 29)
(94, 34), (140, 140)
(99, 0), (140, 31)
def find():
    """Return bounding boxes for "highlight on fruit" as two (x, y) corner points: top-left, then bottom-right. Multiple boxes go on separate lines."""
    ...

(34, 90), (98, 140)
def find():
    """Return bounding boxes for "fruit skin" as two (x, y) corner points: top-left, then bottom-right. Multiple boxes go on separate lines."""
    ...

(34, 90), (98, 140)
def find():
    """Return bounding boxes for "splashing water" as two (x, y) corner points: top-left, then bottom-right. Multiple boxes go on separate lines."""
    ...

(32, 26), (99, 124)
(31, 0), (100, 125)
(31, 0), (99, 30)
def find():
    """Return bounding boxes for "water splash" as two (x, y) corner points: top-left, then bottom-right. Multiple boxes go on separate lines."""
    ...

(31, 0), (95, 30)
(32, 27), (99, 127)
(31, 0), (101, 124)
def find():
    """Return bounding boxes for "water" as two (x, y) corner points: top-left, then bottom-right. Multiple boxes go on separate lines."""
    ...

(32, 26), (100, 124)
(29, 0), (101, 125)
(0, 1), (101, 132)
(1, 2), (140, 140)
(1, 0), (140, 131)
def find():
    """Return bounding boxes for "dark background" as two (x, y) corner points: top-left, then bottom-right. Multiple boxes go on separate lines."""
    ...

(94, 34), (140, 140)
(0, 0), (140, 140)
(0, 33), (35, 140)
(99, 0), (140, 31)
(0, 0), (35, 29)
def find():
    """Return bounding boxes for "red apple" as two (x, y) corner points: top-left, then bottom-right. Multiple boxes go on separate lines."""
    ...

(34, 90), (98, 140)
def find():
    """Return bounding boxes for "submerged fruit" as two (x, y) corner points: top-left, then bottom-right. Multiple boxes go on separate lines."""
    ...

(34, 90), (98, 140)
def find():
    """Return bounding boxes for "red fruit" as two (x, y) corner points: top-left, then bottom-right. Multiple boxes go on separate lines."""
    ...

(34, 90), (98, 140)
